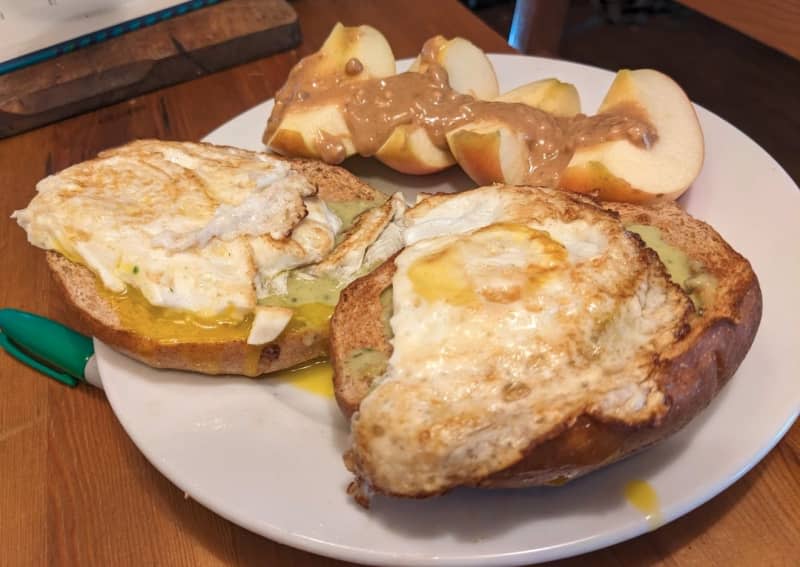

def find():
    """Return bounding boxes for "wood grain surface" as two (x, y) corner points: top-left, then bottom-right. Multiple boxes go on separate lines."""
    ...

(677, 0), (800, 62)
(0, 1), (797, 565)
(0, 0), (300, 139)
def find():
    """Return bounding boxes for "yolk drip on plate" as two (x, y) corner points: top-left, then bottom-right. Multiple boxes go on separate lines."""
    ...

(623, 479), (663, 528)
(273, 359), (335, 398)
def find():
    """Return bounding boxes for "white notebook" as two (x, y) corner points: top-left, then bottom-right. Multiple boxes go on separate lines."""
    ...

(0, 0), (219, 74)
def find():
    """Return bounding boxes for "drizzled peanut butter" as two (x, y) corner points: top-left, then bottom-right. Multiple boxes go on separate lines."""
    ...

(345, 57), (364, 76)
(265, 40), (657, 186)
(317, 130), (348, 163)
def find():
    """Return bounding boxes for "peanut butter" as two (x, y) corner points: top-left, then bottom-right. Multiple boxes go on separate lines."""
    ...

(345, 57), (364, 76)
(265, 40), (657, 186)
(317, 130), (348, 163)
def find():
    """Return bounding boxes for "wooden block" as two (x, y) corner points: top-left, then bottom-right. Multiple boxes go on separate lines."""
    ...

(0, 0), (300, 139)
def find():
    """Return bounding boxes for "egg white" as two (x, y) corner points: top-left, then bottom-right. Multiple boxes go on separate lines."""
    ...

(13, 141), (343, 322)
(351, 186), (690, 496)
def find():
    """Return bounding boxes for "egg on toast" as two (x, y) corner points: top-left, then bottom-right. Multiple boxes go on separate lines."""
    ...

(14, 140), (404, 376)
(330, 185), (761, 500)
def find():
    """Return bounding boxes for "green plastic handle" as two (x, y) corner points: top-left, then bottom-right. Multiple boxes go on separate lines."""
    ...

(0, 308), (94, 387)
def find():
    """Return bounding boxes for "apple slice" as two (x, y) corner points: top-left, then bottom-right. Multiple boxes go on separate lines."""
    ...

(560, 69), (704, 202)
(408, 36), (499, 99)
(305, 22), (396, 79)
(264, 23), (396, 161)
(374, 36), (499, 174)
(495, 78), (581, 117)
(374, 125), (456, 174)
(446, 124), (530, 186)
(267, 105), (356, 161)
(445, 78), (581, 185)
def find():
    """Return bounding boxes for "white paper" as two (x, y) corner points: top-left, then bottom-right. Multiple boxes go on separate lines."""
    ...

(0, 1), (194, 64)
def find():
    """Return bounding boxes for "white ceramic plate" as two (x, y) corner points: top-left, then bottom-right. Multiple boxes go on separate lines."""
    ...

(98, 55), (800, 566)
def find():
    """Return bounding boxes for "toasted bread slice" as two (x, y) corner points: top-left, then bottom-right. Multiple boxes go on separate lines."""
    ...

(48, 250), (329, 376)
(330, 191), (761, 497)
(45, 151), (385, 377)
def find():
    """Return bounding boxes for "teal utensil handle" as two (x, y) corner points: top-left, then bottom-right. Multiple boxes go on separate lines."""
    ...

(0, 309), (94, 387)
(0, 332), (78, 387)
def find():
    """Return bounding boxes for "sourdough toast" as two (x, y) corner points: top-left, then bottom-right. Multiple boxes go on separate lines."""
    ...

(41, 144), (386, 376)
(330, 190), (761, 496)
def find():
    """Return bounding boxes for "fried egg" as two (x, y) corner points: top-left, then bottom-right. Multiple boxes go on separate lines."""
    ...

(310, 192), (406, 281)
(13, 140), (397, 344)
(350, 186), (693, 496)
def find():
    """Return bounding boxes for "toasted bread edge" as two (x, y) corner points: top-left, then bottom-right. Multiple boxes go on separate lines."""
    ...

(330, 198), (762, 494)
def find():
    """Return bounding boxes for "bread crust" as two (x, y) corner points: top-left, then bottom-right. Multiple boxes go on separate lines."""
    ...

(331, 198), (762, 492)
(331, 255), (397, 413)
(46, 150), (385, 377)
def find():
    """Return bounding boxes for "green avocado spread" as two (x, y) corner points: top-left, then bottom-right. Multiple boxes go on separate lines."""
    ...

(327, 198), (384, 231)
(626, 224), (717, 310)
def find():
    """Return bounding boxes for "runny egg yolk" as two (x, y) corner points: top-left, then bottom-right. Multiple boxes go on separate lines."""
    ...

(274, 359), (335, 398)
(99, 283), (252, 343)
(98, 280), (333, 345)
(285, 302), (334, 332)
(623, 479), (663, 527)
(407, 223), (568, 306)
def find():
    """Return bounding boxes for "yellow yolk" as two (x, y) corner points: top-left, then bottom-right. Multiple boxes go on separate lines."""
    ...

(285, 302), (334, 332)
(98, 283), (252, 343)
(274, 359), (335, 398)
(97, 282), (334, 345)
(623, 479), (663, 527)
(407, 247), (478, 305)
(407, 223), (568, 306)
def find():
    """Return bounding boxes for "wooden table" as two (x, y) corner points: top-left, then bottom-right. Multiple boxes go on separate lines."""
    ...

(1, 1), (797, 565)
(677, 0), (800, 62)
